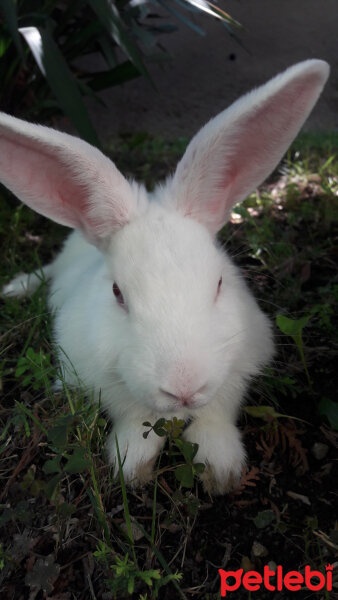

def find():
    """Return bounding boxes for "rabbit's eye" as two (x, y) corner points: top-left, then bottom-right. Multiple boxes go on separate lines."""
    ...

(216, 276), (222, 300)
(113, 282), (126, 309)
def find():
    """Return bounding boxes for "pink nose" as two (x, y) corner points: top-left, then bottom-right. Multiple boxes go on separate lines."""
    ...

(160, 385), (206, 406)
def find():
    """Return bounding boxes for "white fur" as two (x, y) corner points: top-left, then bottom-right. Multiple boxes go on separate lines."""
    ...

(1, 60), (329, 493)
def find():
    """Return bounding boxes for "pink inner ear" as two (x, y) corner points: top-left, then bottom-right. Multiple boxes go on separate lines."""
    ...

(0, 135), (88, 229)
(224, 76), (320, 205)
(171, 63), (328, 235)
(0, 122), (138, 243)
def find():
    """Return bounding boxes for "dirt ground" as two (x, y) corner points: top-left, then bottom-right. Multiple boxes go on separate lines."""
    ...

(86, 0), (338, 141)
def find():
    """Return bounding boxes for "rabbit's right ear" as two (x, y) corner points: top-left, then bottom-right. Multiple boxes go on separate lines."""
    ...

(0, 114), (139, 246)
(169, 59), (330, 235)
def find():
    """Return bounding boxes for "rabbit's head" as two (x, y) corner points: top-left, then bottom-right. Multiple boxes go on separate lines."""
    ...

(0, 60), (329, 412)
(105, 202), (235, 412)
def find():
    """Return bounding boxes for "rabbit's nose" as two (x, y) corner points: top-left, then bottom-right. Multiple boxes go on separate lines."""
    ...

(160, 384), (207, 407)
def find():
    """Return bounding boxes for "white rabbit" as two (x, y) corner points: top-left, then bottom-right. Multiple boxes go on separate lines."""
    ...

(1, 60), (329, 494)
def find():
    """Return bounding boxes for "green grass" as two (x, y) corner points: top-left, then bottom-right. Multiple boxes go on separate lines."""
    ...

(290, 130), (338, 157)
(0, 132), (337, 598)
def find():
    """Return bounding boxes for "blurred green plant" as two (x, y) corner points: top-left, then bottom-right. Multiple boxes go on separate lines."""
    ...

(143, 417), (205, 488)
(0, 0), (240, 146)
(15, 346), (54, 390)
(319, 397), (338, 430)
(94, 542), (183, 598)
(276, 314), (312, 386)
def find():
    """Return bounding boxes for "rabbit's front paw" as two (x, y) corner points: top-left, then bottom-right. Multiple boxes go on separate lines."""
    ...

(183, 420), (246, 495)
(107, 424), (164, 488)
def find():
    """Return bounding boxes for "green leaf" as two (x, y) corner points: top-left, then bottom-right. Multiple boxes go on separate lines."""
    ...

(142, 569), (161, 583)
(15, 364), (29, 377)
(173, 437), (183, 451)
(86, 0), (151, 83)
(243, 405), (306, 423)
(319, 398), (338, 430)
(0, 0), (25, 59)
(48, 425), (69, 449)
(43, 456), (61, 475)
(127, 575), (135, 594)
(48, 414), (78, 449)
(173, 439), (198, 462)
(26, 347), (36, 360)
(193, 462), (205, 474)
(153, 418), (167, 437)
(21, 25), (100, 147)
(65, 447), (90, 474)
(163, 417), (185, 438)
(154, 428), (167, 437)
(276, 314), (310, 337)
(244, 405), (283, 420)
(174, 464), (194, 488)
(276, 314), (312, 387)
(253, 509), (275, 529)
(183, 441), (199, 462)
(22, 374), (33, 387)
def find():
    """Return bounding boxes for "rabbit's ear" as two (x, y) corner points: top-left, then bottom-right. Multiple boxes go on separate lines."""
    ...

(0, 113), (138, 245)
(170, 60), (329, 234)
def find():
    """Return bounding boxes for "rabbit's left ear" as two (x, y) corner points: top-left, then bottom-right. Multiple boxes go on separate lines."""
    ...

(0, 113), (139, 246)
(169, 59), (329, 234)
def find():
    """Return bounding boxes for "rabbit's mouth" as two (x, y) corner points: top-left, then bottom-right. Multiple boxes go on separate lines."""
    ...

(157, 387), (210, 412)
